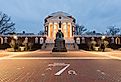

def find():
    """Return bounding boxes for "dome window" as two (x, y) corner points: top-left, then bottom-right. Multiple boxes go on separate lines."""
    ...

(59, 16), (62, 19)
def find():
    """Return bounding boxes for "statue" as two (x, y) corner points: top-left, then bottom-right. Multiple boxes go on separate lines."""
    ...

(56, 30), (64, 39)
(52, 30), (67, 52)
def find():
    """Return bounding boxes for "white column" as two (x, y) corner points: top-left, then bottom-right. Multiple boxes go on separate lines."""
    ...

(64, 22), (67, 38)
(76, 37), (80, 44)
(48, 23), (53, 38)
(53, 23), (56, 39)
(4, 37), (8, 43)
(48, 23), (50, 37)
(91, 37), (94, 41)
(35, 37), (38, 43)
(52, 22), (54, 39)
(0, 37), (3, 44)
(25, 37), (28, 43)
(70, 23), (72, 37)
(66, 22), (68, 38)
(45, 26), (47, 35)
(54, 22), (58, 39)
(111, 37), (114, 43)
(40, 37), (44, 44)
(82, 37), (85, 43)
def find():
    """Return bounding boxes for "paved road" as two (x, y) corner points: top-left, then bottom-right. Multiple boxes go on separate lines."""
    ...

(0, 51), (121, 82)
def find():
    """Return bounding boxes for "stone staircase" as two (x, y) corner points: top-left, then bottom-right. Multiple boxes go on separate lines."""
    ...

(46, 37), (75, 44)
(41, 43), (79, 51)
(42, 37), (79, 51)
(41, 43), (54, 51)
(65, 43), (79, 51)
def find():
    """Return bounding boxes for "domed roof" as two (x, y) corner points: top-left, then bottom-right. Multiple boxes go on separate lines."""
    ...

(49, 11), (71, 17)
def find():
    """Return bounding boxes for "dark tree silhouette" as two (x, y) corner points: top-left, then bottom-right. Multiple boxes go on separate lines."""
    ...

(106, 26), (120, 35)
(38, 30), (44, 35)
(85, 30), (96, 35)
(85, 30), (102, 35)
(75, 24), (87, 35)
(0, 12), (15, 34)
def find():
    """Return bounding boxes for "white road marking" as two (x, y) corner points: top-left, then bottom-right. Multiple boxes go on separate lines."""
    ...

(55, 64), (70, 76)
(97, 70), (106, 75)
(46, 67), (52, 71)
(101, 72), (106, 75)
(41, 74), (45, 76)
(1, 57), (112, 60)
(68, 70), (77, 75)
(97, 70), (101, 72)
(17, 67), (24, 70)
(48, 63), (70, 76)
(48, 63), (68, 67)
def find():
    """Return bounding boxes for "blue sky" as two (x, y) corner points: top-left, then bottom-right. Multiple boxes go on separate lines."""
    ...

(0, 0), (121, 34)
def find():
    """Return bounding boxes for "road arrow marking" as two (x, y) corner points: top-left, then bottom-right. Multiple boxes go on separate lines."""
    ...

(55, 64), (70, 76)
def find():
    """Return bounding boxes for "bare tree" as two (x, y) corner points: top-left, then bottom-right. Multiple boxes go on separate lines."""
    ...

(38, 30), (44, 35)
(0, 12), (15, 34)
(106, 26), (120, 35)
(75, 24), (87, 35)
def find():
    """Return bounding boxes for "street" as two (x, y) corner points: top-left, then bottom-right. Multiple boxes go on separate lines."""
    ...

(0, 51), (121, 82)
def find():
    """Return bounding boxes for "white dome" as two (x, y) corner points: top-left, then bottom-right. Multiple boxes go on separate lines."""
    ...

(49, 11), (71, 17)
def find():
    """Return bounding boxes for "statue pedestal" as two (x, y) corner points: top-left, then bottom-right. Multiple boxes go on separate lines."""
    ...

(52, 39), (67, 52)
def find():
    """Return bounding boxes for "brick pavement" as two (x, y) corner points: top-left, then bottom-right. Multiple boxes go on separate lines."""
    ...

(0, 59), (121, 82)
(0, 50), (121, 82)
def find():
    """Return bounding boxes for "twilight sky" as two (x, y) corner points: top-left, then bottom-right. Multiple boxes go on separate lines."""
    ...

(0, 0), (121, 34)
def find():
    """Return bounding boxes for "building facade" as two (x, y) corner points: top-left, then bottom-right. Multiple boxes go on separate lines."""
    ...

(0, 11), (121, 50)
(44, 11), (76, 43)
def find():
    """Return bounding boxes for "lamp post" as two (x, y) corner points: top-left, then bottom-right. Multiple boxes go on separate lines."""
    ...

(101, 36), (106, 52)
(13, 35), (18, 40)
(13, 35), (18, 51)
(101, 36), (105, 40)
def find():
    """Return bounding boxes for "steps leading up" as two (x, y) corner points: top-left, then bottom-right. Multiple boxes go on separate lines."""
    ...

(41, 43), (54, 51)
(42, 43), (79, 51)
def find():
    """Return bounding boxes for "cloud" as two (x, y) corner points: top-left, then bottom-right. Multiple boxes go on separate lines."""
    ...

(0, 0), (121, 33)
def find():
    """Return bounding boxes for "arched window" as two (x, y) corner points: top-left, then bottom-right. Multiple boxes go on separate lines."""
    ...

(115, 37), (120, 44)
(0, 37), (3, 44)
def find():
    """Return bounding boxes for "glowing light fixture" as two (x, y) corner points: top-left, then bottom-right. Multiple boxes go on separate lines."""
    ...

(13, 35), (18, 40)
(101, 36), (105, 40)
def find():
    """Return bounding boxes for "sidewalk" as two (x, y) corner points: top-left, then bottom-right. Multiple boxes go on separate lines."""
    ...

(12, 50), (109, 57)
(86, 50), (121, 60)
(0, 50), (121, 58)
(0, 50), (34, 57)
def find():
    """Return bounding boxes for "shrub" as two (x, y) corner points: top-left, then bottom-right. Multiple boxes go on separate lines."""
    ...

(0, 43), (11, 50)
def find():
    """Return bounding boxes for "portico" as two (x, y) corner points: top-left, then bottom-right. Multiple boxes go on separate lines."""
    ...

(48, 22), (72, 39)
(44, 11), (75, 43)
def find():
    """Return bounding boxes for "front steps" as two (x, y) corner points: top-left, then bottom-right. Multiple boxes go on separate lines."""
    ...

(45, 37), (75, 44)
(66, 43), (79, 51)
(41, 43), (54, 51)
(42, 37), (79, 51)
(41, 43), (79, 51)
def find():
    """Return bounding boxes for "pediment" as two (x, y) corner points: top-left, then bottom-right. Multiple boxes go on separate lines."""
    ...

(47, 15), (72, 20)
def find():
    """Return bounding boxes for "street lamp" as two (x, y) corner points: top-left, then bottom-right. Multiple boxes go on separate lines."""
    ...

(101, 36), (105, 40)
(101, 36), (106, 52)
(13, 35), (18, 40)
(11, 35), (18, 52)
